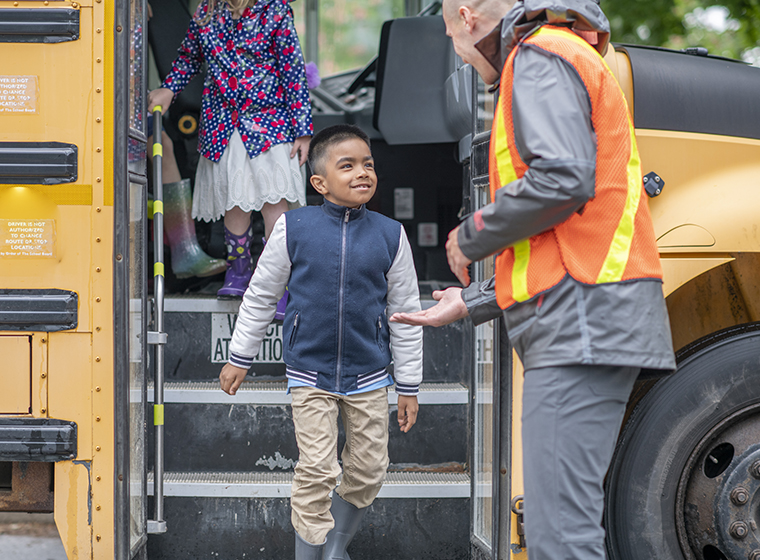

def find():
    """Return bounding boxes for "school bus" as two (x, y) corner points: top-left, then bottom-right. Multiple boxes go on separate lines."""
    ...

(2, 0), (760, 559)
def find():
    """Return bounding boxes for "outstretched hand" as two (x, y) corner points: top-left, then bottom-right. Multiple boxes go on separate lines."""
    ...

(390, 287), (469, 327)
(290, 136), (311, 167)
(397, 395), (419, 433)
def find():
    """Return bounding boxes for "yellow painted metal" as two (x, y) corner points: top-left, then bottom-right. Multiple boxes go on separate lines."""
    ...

(509, 350), (527, 559)
(638, 129), (760, 253)
(31, 334), (49, 417)
(54, 461), (93, 559)
(0, 336), (32, 414)
(660, 255), (735, 298)
(0, 6), (94, 194)
(0, 0), (118, 556)
(603, 48), (634, 119)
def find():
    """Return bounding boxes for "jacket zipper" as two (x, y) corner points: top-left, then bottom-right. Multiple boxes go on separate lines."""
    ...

(336, 208), (350, 391)
(376, 315), (383, 349)
(289, 312), (300, 348)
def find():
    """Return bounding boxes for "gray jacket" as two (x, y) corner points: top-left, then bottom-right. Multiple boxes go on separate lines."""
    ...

(459, 0), (676, 373)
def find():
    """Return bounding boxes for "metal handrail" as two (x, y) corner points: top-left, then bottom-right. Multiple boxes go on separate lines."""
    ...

(147, 106), (168, 535)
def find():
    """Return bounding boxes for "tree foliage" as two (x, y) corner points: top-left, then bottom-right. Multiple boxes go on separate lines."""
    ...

(602, 0), (760, 63)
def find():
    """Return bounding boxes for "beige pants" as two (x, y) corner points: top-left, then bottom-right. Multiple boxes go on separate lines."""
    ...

(290, 386), (390, 545)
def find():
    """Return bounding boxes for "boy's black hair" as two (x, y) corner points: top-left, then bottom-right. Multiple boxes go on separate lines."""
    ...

(308, 124), (371, 175)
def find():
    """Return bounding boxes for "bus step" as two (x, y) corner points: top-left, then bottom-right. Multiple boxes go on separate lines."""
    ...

(147, 470), (470, 499)
(144, 381), (468, 405)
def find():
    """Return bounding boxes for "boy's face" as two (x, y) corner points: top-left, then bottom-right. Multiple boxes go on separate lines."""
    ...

(310, 138), (377, 209)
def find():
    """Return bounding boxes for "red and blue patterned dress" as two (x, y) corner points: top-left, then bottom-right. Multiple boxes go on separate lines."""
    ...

(161, 0), (314, 163)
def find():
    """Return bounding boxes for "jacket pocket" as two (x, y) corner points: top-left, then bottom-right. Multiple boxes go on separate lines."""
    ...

(289, 311), (300, 350)
(376, 315), (384, 350)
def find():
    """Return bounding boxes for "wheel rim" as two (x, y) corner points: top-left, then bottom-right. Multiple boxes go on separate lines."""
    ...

(676, 403), (760, 560)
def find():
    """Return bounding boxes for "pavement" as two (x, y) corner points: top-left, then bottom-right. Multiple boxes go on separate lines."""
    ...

(0, 513), (68, 560)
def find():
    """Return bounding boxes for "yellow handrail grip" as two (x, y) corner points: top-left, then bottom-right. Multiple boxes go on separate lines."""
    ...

(154, 262), (165, 277)
(153, 404), (164, 426)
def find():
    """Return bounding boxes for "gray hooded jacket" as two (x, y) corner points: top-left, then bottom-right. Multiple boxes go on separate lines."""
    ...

(459, 0), (676, 372)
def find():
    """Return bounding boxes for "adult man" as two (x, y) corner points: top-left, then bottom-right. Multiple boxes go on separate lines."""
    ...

(391, 0), (676, 558)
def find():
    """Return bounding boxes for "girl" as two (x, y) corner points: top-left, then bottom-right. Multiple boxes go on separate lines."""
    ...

(148, 0), (313, 310)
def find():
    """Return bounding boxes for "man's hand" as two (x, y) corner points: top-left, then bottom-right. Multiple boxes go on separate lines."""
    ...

(397, 395), (419, 433)
(148, 88), (174, 114)
(390, 287), (469, 327)
(220, 363), (248, 395)
(446, 226), (472, 286)
(290, 136), (311, 167)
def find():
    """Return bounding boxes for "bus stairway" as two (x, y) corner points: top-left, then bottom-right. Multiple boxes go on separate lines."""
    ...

(145, 293), (472, 560)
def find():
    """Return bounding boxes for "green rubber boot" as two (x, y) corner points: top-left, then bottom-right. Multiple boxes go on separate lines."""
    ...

(163, 178), (226, 279)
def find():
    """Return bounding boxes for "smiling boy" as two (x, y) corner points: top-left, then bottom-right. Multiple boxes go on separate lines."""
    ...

(219, 124), (423, 560)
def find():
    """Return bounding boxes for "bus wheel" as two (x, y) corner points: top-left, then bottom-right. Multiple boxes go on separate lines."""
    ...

(605, 325), (760, 560)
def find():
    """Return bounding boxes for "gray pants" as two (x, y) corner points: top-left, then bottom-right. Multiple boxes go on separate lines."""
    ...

(522, 365), (639, 560)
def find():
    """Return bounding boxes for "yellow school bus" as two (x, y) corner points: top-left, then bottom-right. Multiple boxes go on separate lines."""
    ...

(0, 0), (149, 557)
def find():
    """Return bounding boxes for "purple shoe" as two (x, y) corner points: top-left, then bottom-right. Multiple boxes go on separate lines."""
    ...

(217, 226), (253, 299)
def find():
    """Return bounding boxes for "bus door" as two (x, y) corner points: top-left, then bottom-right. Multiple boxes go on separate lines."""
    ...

(466, 75), (525, 560)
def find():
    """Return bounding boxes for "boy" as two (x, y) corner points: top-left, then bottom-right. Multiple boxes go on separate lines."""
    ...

(219, 124), (423, 560)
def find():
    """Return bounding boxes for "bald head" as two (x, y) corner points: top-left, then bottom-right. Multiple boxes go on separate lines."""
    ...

(442, 0), (514, 23)
(442, 0), (515, 84)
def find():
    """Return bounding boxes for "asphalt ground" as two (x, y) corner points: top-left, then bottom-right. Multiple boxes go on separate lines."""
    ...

(0, 513), (67, 560)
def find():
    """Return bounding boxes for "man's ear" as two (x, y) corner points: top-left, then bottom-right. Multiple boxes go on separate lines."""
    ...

(310, 174), (328, 195)
(458, 5), (475, 33)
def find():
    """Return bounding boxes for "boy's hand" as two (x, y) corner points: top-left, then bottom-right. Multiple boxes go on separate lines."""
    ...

(397, 395), (419, 433)
(219, 363), (248, 395)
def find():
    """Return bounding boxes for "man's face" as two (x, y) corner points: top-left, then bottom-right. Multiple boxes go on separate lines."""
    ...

(443, 6), (501, 85)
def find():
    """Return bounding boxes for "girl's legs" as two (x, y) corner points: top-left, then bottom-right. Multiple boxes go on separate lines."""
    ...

(151, 131), (226, 279)
(216, 201), (292, 300)
(217, 206), (255, 299)
(261, 199), (290, 240)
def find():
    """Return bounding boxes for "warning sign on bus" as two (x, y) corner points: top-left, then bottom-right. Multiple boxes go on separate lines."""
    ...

(211, 313), (284, 364)
(0, 219), (55, 258)
(0, 76), (38, 114)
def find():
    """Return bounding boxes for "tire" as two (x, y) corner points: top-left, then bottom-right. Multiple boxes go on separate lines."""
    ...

(605, 325), (760, 560)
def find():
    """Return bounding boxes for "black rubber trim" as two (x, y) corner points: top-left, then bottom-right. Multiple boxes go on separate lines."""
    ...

(0, 142), (78, 185)
(0, 289), (78, 332)
(0, 418), (77, 462)
(619, 44), (760, 140)
(0, 9), (79, 43)
(372, 19), (393, 131)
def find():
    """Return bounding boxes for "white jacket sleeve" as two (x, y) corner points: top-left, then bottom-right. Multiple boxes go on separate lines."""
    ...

(228, 214), (291, 369)
(386, 227), (423, 395)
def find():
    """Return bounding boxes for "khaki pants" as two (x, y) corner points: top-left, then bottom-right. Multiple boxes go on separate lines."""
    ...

(290, 386), (389, 545)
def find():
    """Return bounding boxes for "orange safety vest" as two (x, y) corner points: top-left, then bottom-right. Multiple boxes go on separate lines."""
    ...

(489, 25), (662, 310)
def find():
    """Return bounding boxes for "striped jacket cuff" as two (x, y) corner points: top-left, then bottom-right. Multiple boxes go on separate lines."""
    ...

(394, 382), (419, 396)
(229, 352), (254, 370)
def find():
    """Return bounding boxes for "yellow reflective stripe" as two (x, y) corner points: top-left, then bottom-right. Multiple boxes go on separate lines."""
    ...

(154, 404), (164, 426)
(596, 120), (642, 283)
(511, 239), (532, 302)
(493, 99), (518, 188)
(153, 105), (163, 114)
(152, 200), (163, 215)
(153, 144), (163, 158)
(154, 262), (165, 277)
